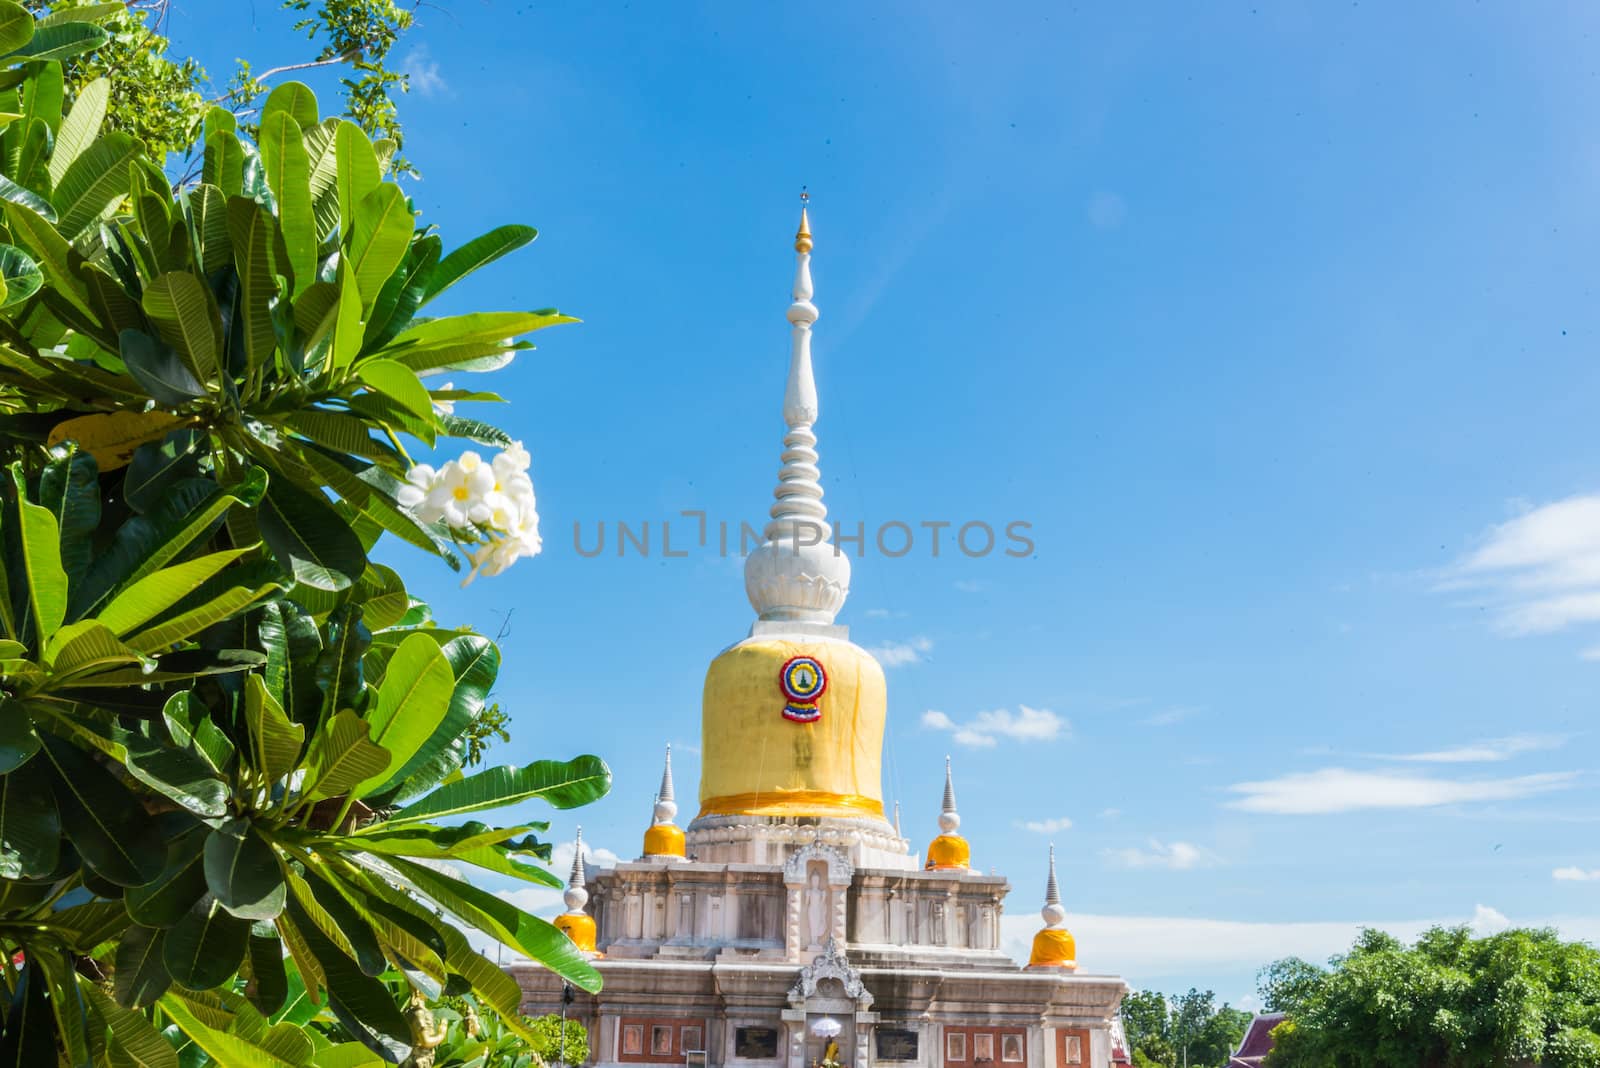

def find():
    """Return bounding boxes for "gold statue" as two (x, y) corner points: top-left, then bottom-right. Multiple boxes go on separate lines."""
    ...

(401, 992), (450, 1068)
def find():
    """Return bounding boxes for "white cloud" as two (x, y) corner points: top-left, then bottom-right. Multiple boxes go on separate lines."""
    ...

(1225, 767), (1578, 815)
(1443, 495), (1600, 644)
(1554, 866), (1600, 881)
(401, 45), (447, 96)
(1380, 734), (1565, 763)
(1102, 839), (1213, 871)
(1143, 706), (1198, 727)
(954, 580), (986, 593)
(922, 705), (1067, 748)
(1471, 904), (1511, 935)
(1098, 808), (1122, 819)
(1018, 816), (1073, 834)
(868, 636), (933, 667)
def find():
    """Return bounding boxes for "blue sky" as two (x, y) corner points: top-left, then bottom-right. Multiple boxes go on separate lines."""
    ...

(174, 2), (1600, 1008)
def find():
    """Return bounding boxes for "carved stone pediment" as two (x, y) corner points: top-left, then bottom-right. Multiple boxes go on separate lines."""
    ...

(788, 938), (873, 1007)
(784, 840), (853, 887)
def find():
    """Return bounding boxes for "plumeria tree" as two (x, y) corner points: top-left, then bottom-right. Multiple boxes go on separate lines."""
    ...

(0, 3), (607, 1064)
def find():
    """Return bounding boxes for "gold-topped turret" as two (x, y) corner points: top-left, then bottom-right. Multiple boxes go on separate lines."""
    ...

(642, 744), (687, 859)
(1027, 845), (1077, 970)
(925, 757), (972, 871)
(553, 827), (600, 956)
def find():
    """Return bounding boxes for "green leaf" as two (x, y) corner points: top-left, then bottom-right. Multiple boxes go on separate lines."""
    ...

(119, 728), (229, 818)
(127, 832), (208, 929)
(283, 892), (407, 1041)
(123, 427), (203, 515)
(4, 201), (94, 320)
(243, 928), (288, 1016)
(119, 327), (204, 406)
(43, 619), (138, 676)
(316, 258), (363, 375)
(424, 224), (537, 305)
(0, 695), (38, 773)
(290, 867), (386, 976)
(37, 444), (98, 595)
(363, 233), (439, 350)
(74, 471), (266, 620)
(389, 856), (603, 992)
(261, 81), (318, 131)
(0, 174), (54, 222)
(244, 674), (304, 788)
(0, 2), (32, 55)
(304, 119), (340, 241)
(226, 196), (282, 375)
(47, 76), (107, 188)
(113, 925), (171, 1008)
(380, 634), (498, 798)
(0, 963), (57, 1067)
(258, 111), (315, 296)
(51, 128), (136, 238)
(6, 20), (108, 62)
(204, 130), (244, 196)
(204, 818), (287, 921)
(10, 464), (67, 643)
(357, 358), (433, 421)
(306, 709), (391, 803)
(333, 120), (378, 240)
(124, 582), (278, 657)
(0, 242), (39, 308)
(257, 472), (366, 592)
(346, 182), (411, 311)
(141, 272), (222, 386)
(387, 310), (575, 352)
(81, 980), (180, 1068)
(158, 993), (299, 1068)
(98, 546), (253, 638)
(387, 755), (612, 825)
(186, 183), (230, 276)
(0, 757), (58, 879)
(346, 632), (452, 798)
(163, 894), (250, 990)
(40, 733), (165, 886)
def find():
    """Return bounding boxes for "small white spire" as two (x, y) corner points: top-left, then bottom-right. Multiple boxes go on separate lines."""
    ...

(939, 757), (960, 834)
(892, 800), (902, 839)
(1042, 845), (1066, 928)
(653, 744), (678, 825)
(564, 827), (589, 912)
(743, 194), (852, 626)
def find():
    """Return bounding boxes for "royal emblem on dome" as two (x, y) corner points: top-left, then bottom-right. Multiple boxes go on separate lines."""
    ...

(780, 655), (827, 722)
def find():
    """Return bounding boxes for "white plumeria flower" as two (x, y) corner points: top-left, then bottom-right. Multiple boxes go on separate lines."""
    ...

(400, 443), (546, 585)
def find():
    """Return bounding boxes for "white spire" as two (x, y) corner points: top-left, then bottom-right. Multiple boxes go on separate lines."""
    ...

(893, 800), (902, 839)
(564, 827), (589, 912)
(1042, 845), (1066, 928)
(939, 756), (960, 834)
(653, 744), (678, 824)
(743, 196), (852, 627)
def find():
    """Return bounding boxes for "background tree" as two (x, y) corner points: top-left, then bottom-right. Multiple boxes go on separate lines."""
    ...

(23, 0), (418, 172)
(1121, 988), (1252, 1068)
(1262, 926), (1600, 1067)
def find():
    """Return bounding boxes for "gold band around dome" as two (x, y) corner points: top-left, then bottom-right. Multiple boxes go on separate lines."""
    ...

(698, 790), (884, 819)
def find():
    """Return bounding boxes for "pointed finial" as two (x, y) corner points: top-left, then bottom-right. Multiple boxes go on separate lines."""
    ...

(564, 827), (589, 912)
(939, 756), (959, 832)
(743, 197), (851, 625)
(654, 744), (678, 822)
(1041, 845), (1066, 928)
(796, 189), (813, 254)
(893, 800), (903, 839)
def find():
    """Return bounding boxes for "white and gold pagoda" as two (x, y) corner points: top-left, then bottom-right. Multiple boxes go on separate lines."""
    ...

(511, 207), (1127, 1068)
